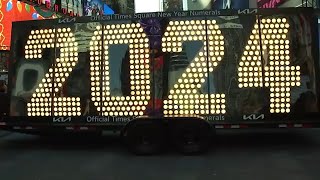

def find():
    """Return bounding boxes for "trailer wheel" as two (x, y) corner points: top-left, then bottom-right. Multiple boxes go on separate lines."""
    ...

(123, 120), (165, 155)
(171, 119), (212, 154)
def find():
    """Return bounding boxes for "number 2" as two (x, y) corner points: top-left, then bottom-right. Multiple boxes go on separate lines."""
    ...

(162, 19), (226, 115)
(26, 28), (81, 116)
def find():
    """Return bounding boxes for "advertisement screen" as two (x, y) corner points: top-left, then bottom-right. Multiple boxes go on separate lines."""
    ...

(61, 0), (83, 16)
(0, 0), (46, 50)
(17, 0), (83, 17)
(83, 0), (104, 15)
(212, 0), (249, 9)
(135, 0), (160, 13)
(257, 0), (287, 8)
(83, 0), (115, 15)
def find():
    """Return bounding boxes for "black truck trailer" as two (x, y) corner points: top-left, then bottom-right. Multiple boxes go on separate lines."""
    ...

(1, 7), (320, 154)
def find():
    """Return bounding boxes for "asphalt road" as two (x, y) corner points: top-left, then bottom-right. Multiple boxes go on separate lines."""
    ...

(0, 129), (320, 180)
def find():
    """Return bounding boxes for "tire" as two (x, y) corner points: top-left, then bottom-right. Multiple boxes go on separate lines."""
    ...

(171, 119), (212, 155)
(123, 120), (165, 155)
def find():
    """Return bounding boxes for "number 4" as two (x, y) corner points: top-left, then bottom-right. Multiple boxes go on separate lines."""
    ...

(238, 17), (301, 113)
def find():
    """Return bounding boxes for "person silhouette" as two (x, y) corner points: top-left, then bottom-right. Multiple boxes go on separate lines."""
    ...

(0, 80), (9, 116)
(0, 80), (7, 93)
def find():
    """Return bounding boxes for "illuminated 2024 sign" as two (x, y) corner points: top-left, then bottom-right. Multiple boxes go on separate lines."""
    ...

(23, 18), (300, 117)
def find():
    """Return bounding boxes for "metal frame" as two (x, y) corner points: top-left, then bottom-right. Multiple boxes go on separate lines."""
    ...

(1, 7), (320, 133)
(301, 0), (318, 8)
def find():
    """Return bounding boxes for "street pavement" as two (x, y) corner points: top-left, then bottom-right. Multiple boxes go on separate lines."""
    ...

(0, 130), (10, 138)
(0, 129), (320, 180)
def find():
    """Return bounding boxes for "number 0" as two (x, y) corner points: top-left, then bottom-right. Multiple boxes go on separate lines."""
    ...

(90, 23), (151, 116)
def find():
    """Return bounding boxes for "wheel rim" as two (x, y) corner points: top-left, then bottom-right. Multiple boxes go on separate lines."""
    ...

(126, 122), (164, 154)
(174, 123), (211, 154)
(179, 129), (202, 152)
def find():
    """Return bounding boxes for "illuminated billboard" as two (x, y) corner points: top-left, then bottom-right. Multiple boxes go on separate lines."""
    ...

(8, 9), (319, 122)
(83, 0), (115, 15)
(18, 0), (83, 17)
(84, 0), (104, 15)
(0, 0), (46, 50)
(257, 0), (287, 8)
(212, 0), (250, 9)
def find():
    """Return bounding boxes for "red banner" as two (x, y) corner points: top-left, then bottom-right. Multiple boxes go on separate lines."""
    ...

(0, 0), (45, 50)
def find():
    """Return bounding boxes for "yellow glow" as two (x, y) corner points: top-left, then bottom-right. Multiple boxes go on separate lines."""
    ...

(89, 23), (151, 116)
(238, 17), (299, 114)
(26, 28), (81, 116)
(162, 20), (225, 115)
